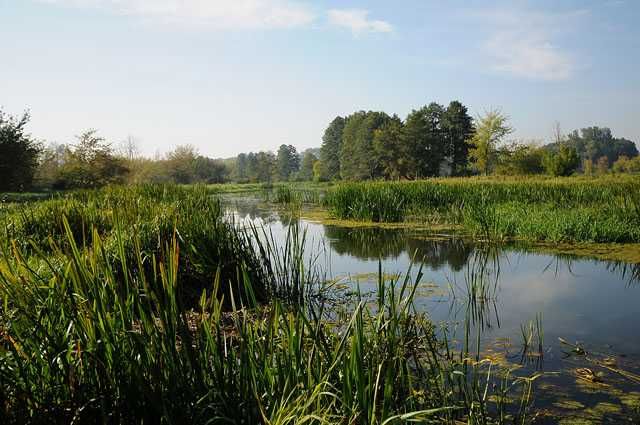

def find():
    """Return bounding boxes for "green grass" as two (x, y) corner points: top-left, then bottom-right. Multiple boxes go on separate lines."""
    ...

(0, 185), (539, 424)
(207, 181), (331, 195)
(0, 185), (273, 305)
(0, 192), (56, 203)
(322, 176), (640, 243)
(0, 229), (536, 424)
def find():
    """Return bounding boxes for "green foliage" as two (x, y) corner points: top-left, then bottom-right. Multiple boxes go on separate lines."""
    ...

(372, 115), (407, 179)
(323, 176), (640, 243)
(325, 182), (407, 222)
(276, 144), (300, 181)
(548, 126), (639, 167)
(340, 111), (392, 180)
(166, 144), (198, 183)
(54, 130), (128, 189)
(596, 155), (610, 175)
(583, 159), (594, 176)
(0, 185), (270, 304)
(162, 144), (229, 184)
(542, 144), (580, 176)
(250, 151), (276, 183)
(0, 109), (42, 191)
(315, 101), (474, 182)
(193, 156), (228, 183)
(442, 101), (475, 176)
(496, 142), (545, 175)
(319, 116), (345, 180)
(297, 151), (317, 181)
(403, 103), (446, 178)
(469, 111), (513, 175)
(233, 152), (250, 182)
(312, 158), (322, 182)
(612, 155), (640, 173)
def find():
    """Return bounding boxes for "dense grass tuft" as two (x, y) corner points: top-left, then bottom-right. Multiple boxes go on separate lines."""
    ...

(0, 216), (536, 424)
(323, 176), (640, 243)
(0, 185), (272, 305)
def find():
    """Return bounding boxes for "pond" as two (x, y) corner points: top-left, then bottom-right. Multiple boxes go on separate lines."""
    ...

(225, 194), (640, 423)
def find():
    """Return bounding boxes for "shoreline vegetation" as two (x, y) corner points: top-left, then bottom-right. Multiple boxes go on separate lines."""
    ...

(0, 185), (544, 424)
(260, 175), (640, 247)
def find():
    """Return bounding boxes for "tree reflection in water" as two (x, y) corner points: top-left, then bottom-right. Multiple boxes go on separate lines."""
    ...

(323, 224), (474, 271)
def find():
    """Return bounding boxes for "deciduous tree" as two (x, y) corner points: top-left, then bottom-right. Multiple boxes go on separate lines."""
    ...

(468, 110), (513, 175)
(0, 109), (42, 191)
(58, 130), (128, 188)
(542, 144), (580, 176)
(298, 151), (317, 181)
(276, 144), (299, 181)
(372, 115), (406, 179)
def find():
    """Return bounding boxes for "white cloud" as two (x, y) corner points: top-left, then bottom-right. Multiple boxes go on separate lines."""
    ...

(327, 9), (392, 35)
(474, 8), (583, 81)
(39, 0), (315, 29)
(485, 30), (572, 81)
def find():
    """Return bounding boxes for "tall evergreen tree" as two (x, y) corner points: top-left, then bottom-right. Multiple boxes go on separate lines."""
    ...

(403, 103), (446, 178)
(319, 116), (345, 180)
(441, 101), (474, 176)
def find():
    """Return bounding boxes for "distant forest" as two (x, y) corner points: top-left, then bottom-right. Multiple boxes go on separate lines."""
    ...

(1, 104), (639, 192)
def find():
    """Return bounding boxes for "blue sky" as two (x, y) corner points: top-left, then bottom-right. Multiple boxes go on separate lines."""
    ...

(1, 0), (638, 157)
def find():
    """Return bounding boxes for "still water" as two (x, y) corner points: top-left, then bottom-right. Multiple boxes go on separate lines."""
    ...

(226, 194), (640, 422)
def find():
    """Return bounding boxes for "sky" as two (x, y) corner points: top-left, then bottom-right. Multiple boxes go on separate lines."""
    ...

(1, 0), (639, 158)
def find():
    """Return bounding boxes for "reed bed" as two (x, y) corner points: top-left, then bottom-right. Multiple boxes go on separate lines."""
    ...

(0, 185), (272, 305)
(0, 224), (536, 424)
(0, 185), (538, 424)
(268, 184), (323, 205)
(322, 176), (640, 243)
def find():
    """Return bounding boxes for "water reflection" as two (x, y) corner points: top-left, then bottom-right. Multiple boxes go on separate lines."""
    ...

(323, 226), (406, 260)
(324, 225), (474, 271)
(607, 261), (640, 287)
(225, 195), (640, 421)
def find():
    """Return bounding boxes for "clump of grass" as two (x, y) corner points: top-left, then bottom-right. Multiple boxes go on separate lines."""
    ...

(0, 185), (273, 306)
(0, 215), (538, 424)
(267, 184), (322, 206)
(323, 176), (640, 243)
(520, 313), (544, 369)
(325, 183), (407, 222)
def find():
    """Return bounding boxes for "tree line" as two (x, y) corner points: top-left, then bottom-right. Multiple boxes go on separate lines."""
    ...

(0, 109), (235, 191)
(319, 101), (474, 181)
(230, 146), (319, 183)
(1, 105), (639, 192)
(318, 102), (639, 180)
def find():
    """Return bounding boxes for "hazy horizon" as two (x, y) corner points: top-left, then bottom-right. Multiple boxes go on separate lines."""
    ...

(1, 0), (639, 158)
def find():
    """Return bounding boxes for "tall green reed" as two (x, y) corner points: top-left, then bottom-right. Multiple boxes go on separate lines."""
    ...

(322, 177), (640, 243)
(1, 216), (537, 424)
